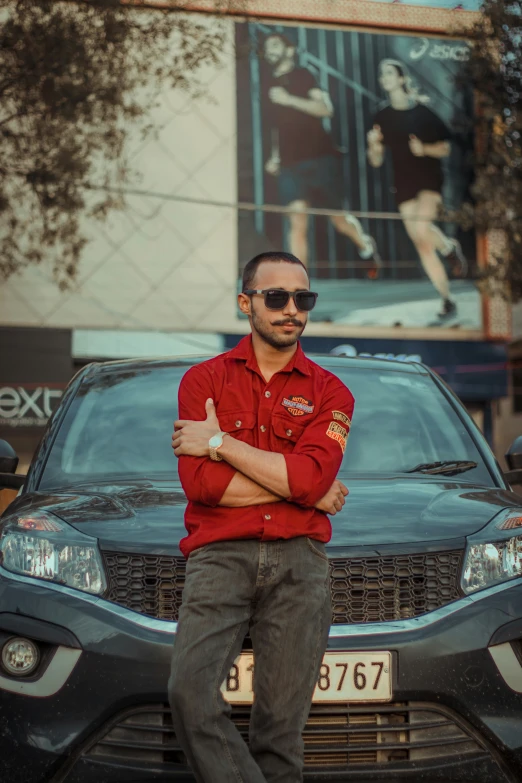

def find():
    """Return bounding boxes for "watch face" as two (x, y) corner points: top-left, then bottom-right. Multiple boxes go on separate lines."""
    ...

(209, 434), (223, 448)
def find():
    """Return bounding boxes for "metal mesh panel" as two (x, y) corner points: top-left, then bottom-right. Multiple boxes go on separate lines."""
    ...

(103, 553), (186, 621)
(85, 702), (486, 769)
(329, 551), (463, 623)
(102, 550), (463, 624)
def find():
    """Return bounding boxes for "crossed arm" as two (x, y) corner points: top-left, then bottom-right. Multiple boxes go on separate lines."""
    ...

(172, 398), (348, 514)
(172, 369), (352, 514)
(220, 470), (283, 508)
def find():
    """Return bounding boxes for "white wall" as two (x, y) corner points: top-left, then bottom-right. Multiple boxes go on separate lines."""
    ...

(0, 16), (239, 334)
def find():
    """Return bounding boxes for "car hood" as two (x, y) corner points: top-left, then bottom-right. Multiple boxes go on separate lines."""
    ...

(5, 477), (520, 556)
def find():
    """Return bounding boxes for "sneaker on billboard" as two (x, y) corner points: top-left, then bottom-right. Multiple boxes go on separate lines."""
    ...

(437, 298), (458, 320)
(444, 240), (468, 278)
(344, 213), (383, 280)
(362, 236), (383, 280)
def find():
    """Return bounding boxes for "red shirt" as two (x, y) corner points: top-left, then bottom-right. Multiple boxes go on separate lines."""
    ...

(177, 335), (355, 557)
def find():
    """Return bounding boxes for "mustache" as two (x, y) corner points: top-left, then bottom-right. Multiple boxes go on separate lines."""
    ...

(272, 318), (304, 327)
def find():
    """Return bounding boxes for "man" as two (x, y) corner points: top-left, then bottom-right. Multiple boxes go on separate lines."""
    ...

(263, 33), (381, 278)
(169, 251), (354, 783)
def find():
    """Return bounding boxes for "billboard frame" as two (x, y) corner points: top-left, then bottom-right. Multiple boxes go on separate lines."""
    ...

(182, 0), (481, 35)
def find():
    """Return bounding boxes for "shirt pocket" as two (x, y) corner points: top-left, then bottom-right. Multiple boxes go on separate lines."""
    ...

(219, 411), (256, 444)
(271, 415), (306, 452)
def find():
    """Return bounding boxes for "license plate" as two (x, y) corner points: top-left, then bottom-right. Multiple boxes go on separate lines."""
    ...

(221, 651), (392, 704)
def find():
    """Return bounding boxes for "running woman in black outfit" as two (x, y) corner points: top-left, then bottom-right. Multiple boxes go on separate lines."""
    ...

(367, 59), (467, 320)
(263, 33), (381, 278)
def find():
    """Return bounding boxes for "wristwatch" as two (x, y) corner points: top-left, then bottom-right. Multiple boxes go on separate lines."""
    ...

(209, 432), (227, 462)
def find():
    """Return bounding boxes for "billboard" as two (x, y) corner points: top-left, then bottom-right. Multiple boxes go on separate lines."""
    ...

(236, 22), (482, 330)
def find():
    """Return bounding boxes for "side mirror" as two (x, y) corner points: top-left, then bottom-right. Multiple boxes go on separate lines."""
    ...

(505, 436), (522, 487)
(506, 436), (522, 471)
(0, 440), (18, 474)
(0, 440), (24, 490)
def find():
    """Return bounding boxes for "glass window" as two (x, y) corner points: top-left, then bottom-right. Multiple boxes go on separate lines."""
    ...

(334, 366), (492, 484)
(40, 366), (185, 490)
(39, 362), (495, 490)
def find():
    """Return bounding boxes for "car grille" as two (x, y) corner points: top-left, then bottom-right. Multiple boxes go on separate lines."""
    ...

(102, 550), (463, 624)
(84, 702), (488, 769)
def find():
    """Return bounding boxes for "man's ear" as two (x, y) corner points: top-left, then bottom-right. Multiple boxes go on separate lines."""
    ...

(237, 293), (251, 316)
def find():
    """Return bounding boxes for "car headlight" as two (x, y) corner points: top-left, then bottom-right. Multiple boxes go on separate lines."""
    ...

(462, 509), (522, 595)
(0, 511), (106, 595)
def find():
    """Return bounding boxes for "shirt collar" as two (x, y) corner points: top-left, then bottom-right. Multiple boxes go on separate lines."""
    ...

(228, 334), (311, 377)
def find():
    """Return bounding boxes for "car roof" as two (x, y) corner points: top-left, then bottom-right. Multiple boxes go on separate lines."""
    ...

(81, 352), (429, 378)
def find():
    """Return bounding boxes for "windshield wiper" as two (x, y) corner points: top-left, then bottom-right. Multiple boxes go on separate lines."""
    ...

(403, 460), (478, 476)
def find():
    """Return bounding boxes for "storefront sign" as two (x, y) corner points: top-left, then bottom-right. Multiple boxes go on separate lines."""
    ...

(0, 385), (64, 428)
(0, 327), (72, 434)
(223, 335), (508, 402)
(312, 337), (508, 401)
(329, 344), (422, 364)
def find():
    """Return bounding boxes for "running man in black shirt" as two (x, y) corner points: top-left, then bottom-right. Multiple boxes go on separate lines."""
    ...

(263, 34), (381, 278)
(367, 59), (467, 320)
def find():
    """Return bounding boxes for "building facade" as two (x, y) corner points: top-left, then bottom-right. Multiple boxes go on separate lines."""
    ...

(0, 0), (517, 472)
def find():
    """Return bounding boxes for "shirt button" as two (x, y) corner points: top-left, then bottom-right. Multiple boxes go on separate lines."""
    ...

(264, 514), (271, 520)
(235, 420), (242, 427)
(286, 429), (292, 436)
(260, 425), (266, 432)
(265, 391), (271, 398)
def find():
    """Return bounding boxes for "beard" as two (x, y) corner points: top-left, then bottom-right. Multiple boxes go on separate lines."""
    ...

(251, 308), (306, 349)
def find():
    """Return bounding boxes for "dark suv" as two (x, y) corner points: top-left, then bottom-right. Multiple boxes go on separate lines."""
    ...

(1, 355), (522, 783)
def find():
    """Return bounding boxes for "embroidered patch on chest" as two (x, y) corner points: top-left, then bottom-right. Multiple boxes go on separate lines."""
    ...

(326, 421), (348, 452)
(281, 395), (315, 417)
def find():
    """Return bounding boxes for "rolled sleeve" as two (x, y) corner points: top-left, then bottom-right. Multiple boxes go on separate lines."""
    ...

(176, 365), (235, 506)
(178, 457), (236, 507)
(284, 381), (354, 507)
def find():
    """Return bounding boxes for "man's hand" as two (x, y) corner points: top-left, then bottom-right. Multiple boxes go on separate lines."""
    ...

(314, 479), (349, 516)
(172, 398), (222, 458)
(269, 86), (292, 106)
(367, 124), (383, 152)
(408, 134), (425, 157)
(265, 154), (281, 176)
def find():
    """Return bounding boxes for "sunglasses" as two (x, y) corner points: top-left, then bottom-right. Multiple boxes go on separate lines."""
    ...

(244, 289), (318, 312)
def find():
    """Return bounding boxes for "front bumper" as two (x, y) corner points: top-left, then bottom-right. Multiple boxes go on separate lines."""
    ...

(1, 568), (522, 783)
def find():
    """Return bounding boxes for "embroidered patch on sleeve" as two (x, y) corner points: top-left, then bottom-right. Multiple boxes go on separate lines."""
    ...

(332, 410), (352, 429)
(326, 421), (348, 453)
(281, 396), (315, 417)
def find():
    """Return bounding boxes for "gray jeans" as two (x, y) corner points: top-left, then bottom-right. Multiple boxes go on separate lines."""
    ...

(168, 537), (332, 783)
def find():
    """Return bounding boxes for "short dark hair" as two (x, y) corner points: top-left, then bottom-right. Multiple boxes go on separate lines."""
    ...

(263, 32), (296, 50)
(242, 251), (308, 292)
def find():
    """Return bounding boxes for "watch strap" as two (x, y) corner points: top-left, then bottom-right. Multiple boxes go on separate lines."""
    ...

(209, 431), (227, 462)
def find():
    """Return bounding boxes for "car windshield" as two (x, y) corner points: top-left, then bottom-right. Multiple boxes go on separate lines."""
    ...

(38, 361), (495, 490)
